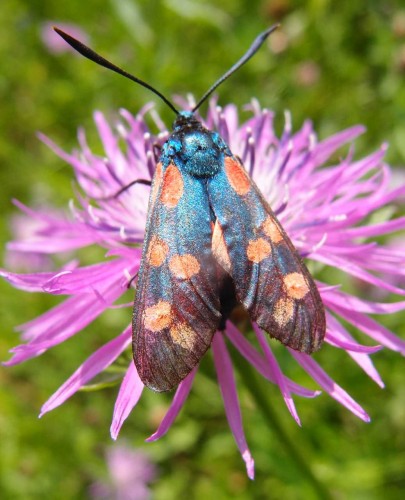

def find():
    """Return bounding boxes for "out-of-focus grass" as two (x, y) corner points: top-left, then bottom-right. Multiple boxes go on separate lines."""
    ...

(1, 1), (404, 498)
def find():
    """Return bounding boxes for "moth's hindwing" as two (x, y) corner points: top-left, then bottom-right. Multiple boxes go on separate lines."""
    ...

(208, 156), (326, 353)
(132, 160), (222, 392)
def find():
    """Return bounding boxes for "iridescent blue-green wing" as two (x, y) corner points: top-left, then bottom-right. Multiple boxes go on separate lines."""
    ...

(132, 162), (222, 392)
(208, 156), (325, 353)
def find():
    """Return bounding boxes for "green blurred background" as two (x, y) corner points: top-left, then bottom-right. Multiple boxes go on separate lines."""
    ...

(1, 1), (404, 498)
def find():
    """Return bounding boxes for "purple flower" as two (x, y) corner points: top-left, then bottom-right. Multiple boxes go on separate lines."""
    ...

(2, 99), (405, 479)
(90, 444), (156, 500)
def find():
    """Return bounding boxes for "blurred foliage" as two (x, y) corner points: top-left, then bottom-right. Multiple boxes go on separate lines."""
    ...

(1, 0), (404, 499)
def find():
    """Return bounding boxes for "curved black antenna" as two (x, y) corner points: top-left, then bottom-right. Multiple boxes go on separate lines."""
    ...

(53, 27), (179, 116)
(192, 24), (280, 113)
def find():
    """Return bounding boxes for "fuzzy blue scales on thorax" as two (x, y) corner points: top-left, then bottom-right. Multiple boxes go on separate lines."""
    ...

(160, 111), (231, 177)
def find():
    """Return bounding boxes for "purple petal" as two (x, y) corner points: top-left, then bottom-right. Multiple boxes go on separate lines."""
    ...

(212, 334), (255, 480)
(40, 327), (131, 416)
(226, 323), (320, 398)
(360, 181), (405, 214)
(38, 133), (95, 177)
(313, 252), (405, 296)
(326, 313), (384, 387)
(5, 295), (114, 365)
(326, 330), (382, 354)
(94, 112), (128, 175)
(146, 367), (197, 442)
(5, 266), (127, 365)
(8, 200), (99, 253)
(0, 269), (60, 292)
(111, 362), (144, 439)
(253, 325), (301, 425)
(330, 305), (405, 355)
(341, 216), (405, 238)
(289, 351), (370, 422)
(322, 288), (405, 314)
(311, 126), (366, 167)
(43, 256), (139, 294)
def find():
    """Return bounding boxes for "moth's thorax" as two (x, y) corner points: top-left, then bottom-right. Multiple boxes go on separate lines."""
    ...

(160, 111), (231, 177)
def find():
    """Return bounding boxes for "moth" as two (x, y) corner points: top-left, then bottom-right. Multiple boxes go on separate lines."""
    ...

(55, 26), (326, 392)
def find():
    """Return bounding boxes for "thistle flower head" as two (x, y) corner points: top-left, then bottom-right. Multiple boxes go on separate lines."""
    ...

(90, 444), (156, 499)
(2, 99), (405, 479)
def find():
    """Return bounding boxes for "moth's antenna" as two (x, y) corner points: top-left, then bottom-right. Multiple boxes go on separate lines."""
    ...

(53, 27), (179, 116)
(192, 24), (280, 113)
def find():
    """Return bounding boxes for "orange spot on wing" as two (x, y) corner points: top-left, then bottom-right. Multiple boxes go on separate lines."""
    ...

(262, 216), (283, 244)
(170, 322), (198, 350)
(246, 238), (271, 263)
(143, 300), (172, 332)
(212, 220), (231, 273)
(169, 254), (200, 279)
(160, 163), (184, 208)
(147, 236), (169, 267)
(225, 157), (251, 195)
(273, 297), (294, 326)
(284, 272), (309, 299)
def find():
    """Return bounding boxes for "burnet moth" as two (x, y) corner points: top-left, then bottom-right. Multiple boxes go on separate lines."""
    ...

(54, 26), (326, 392)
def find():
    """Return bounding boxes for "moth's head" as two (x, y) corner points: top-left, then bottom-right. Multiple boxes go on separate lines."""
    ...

(172, 111), (201, 131)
